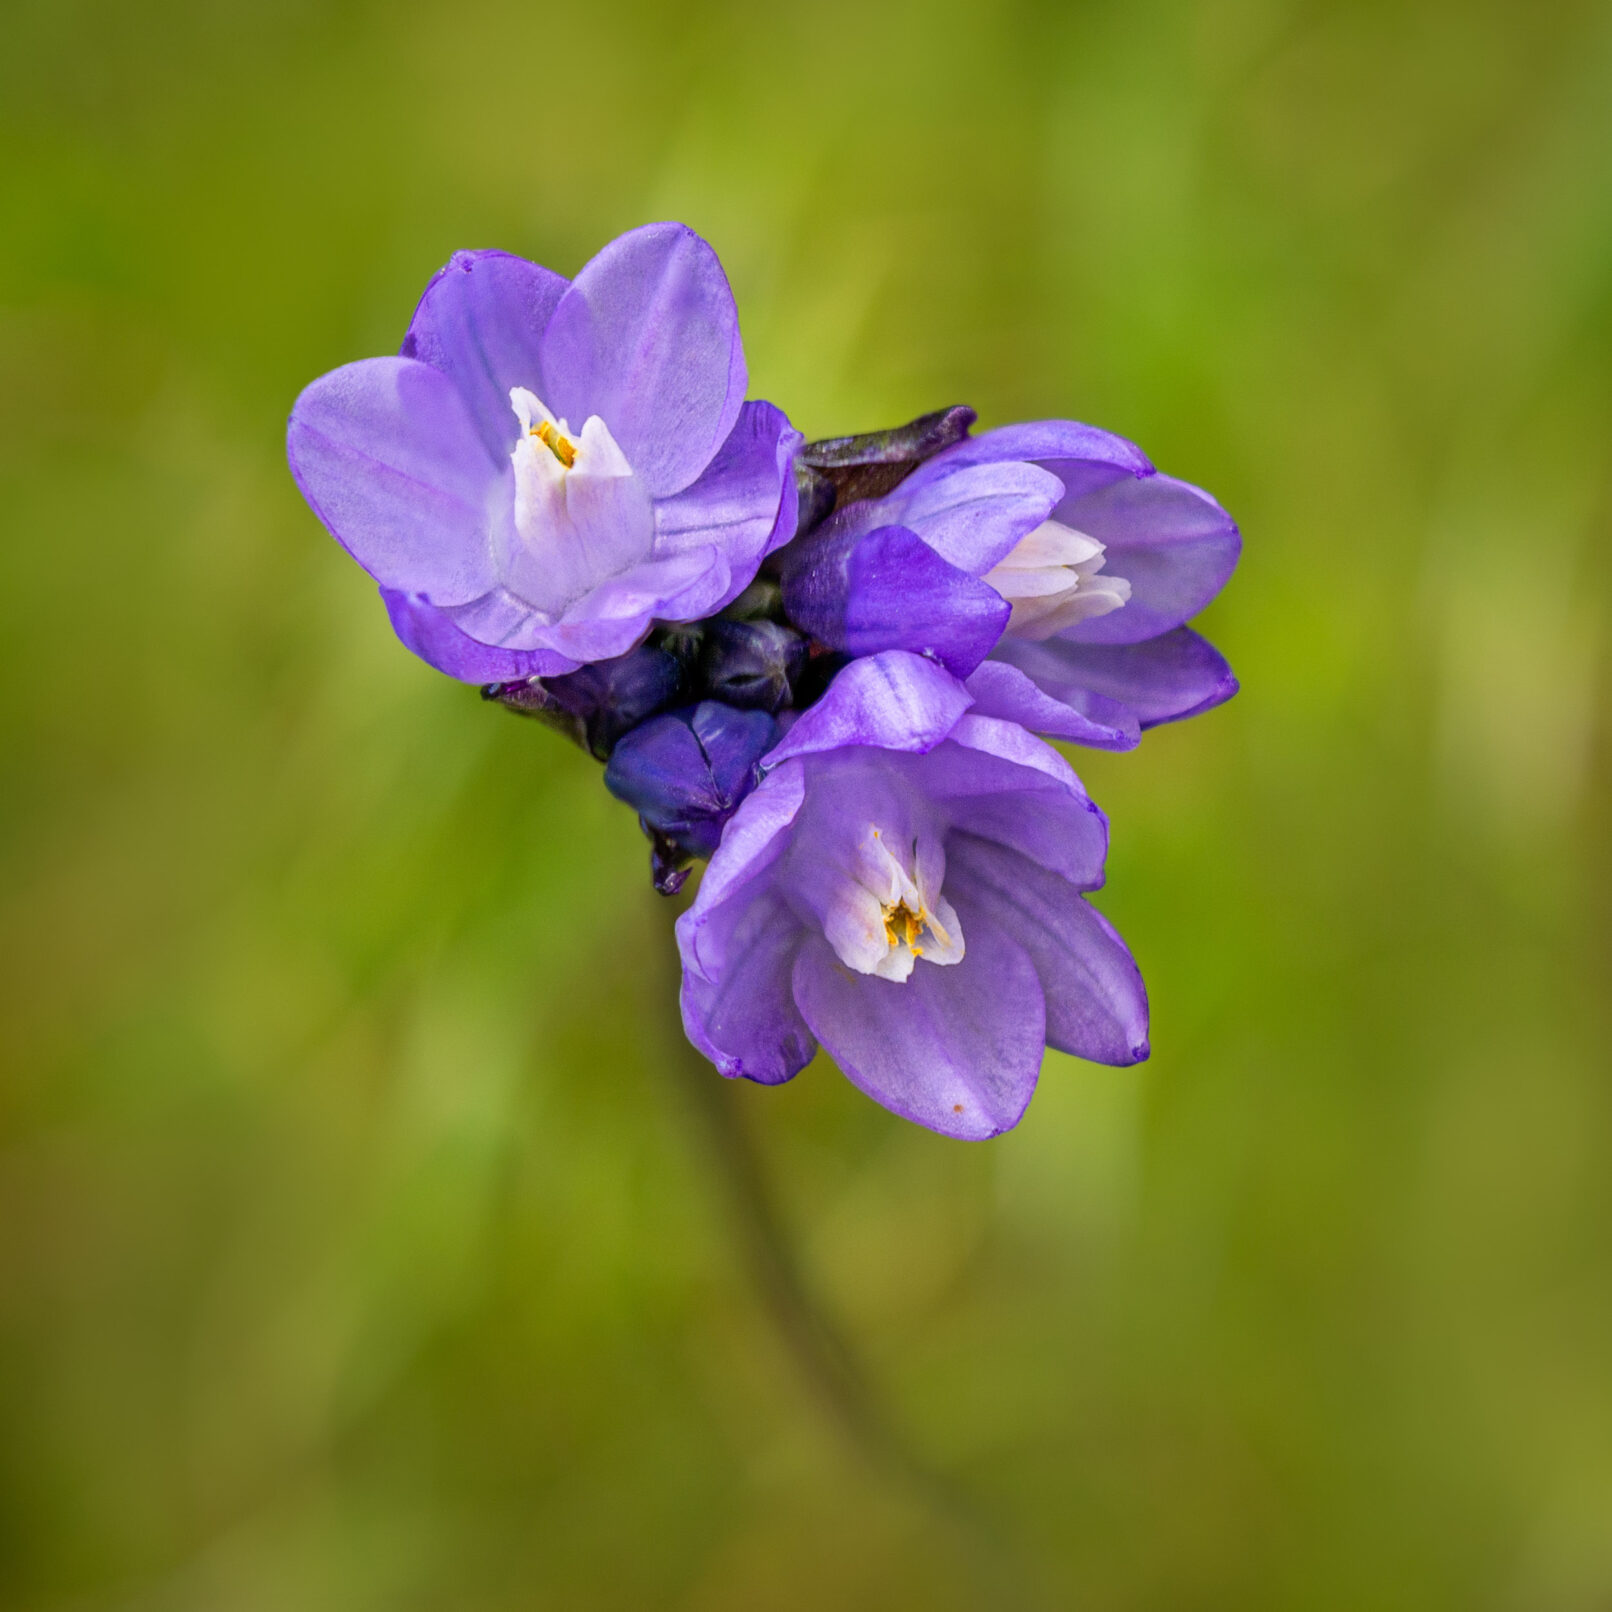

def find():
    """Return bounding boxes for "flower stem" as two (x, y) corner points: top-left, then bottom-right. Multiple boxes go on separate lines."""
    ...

(649, 893), (1047, 1609)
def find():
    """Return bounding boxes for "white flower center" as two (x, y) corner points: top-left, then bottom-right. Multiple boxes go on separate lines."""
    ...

(822, 826), (965, 983)
(500, 387), (655, 614)
(984, 518), (1132, 641)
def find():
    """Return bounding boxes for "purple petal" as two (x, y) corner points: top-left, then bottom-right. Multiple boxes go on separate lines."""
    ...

(963, 659), (1139, 750)
(919, 723), (1109, 890)
(541, 223), (746, 500)
(287, 356), (500, 606)
(400, 249), (569, 467)
(653, 400), (801, 558)
(681, 760), (808, 951)
(946, 835), (1148, 1065)
(380, 588), (578, 682)
(864, 459), (1065, 575)
(996, 626), (1237, 729)
(1054, 472), (1241, 644)
(679, 888), (815, 1085)
(764, 650), (974, 767)
(782, 524), (1010, 678)
(925, 419), (1153, 487)
(790, 913), (1046, 1140)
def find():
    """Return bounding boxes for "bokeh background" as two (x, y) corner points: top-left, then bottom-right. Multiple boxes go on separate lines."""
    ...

(4, 0), (1611, 1606)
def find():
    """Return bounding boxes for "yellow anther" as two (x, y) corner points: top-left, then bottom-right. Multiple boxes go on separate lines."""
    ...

(533, 419), (576, 468)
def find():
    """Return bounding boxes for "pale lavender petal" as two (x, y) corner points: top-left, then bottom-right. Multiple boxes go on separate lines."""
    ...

(927, 419), (1153, 489)
(963, 659), (1139, 750)
(679, 888), (815, 1085)
(791, 913), (1046, 1140)
(652, 400), (802, 566)
(1055, 472), (1241, 644)
(541, 223), (746, 499)
(854, 459), (1064, 575)
(782, 525), (1010, 678)
(764, 651), (975, 767)
(915, 724), (1109, 890)
(946, 835), (1149, 1065)
(381, 588), (578, 681)
(680, 760), (808, 956)
(287, 356), (500, 606)
(997, 626), (1237, 729)
(400, 249), (569, 465)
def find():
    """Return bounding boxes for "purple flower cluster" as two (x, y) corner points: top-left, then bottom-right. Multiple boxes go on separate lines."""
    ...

(288, 223), (1239, 1139)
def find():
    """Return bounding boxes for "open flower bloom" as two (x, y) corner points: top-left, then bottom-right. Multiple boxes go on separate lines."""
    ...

(780, 420), (1239, 749)
(287, 224), (802, 680)
(677, 651), (1149, 1139)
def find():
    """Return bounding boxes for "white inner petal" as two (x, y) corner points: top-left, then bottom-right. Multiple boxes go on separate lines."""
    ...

(985, 517), (1132, 641)
(499, 387), (655, 617)
(822, 825), (965, 983)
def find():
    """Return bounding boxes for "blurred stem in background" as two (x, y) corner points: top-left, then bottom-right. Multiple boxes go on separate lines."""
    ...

(650, 890), (1043, 1610)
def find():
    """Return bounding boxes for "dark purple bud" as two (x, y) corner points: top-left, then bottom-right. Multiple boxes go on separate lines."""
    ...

(799, 405), (976, 506)
(482, 643), (686, 760)
(698, 619), (810, 713)
(604, 702), (779, 892)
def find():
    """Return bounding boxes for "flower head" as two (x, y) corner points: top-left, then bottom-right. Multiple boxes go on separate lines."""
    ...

(777, 417), (1240, 749)
(676, 651), (1149, 1139)
(288, 224), (802, 680)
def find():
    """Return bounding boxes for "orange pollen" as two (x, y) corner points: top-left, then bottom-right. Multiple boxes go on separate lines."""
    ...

(533, 419), (576, 468)
(882, 900), (928, 952)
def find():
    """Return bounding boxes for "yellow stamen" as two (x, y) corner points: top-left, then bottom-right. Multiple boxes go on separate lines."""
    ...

(533, 419), (576, 468)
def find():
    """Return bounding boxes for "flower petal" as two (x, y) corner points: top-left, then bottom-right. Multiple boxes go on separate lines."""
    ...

(781, 524), (1011, 678)
(679, 887), (815, 1085)
(928, 419), (1154, 489)
(859, 459), (1065, 575)
(380, 588), (579, 681)
(541, 223), (746, 499)
(791, 911), (1045, 1139)
(287, 356), (500, 606)
(653, 399), (801, 558)
(1054, 472), (1241, 644)
(400, 249), (569, 466)
(763, 650), (975, 768)
(921, 723), (1109, 890)
(996, 626), (1237, 729)
(945, 834), (1149, 1065)
(963, 658), (1139, 750)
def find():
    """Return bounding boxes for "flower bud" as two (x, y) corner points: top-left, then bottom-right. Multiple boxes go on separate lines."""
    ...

(698, 619), (810, 713)
(603, 703), (779, 893)
(482, 643), (686, 760)
(799, 404), (976, 506)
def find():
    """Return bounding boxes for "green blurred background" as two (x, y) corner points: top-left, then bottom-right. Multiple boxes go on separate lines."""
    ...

(3, 0), (1611, 1606)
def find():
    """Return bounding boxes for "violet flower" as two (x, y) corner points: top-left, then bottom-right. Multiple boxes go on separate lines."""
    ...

(780, 418), (1240, 749)
(676, 651), (1149, 1139)
(287, 224), (802, 680)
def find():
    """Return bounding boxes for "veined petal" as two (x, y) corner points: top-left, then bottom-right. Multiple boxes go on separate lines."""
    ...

(680, 888), (815, 1085)
(380, 588), (579, 682)
(995, 626), (1237, 730)
(763, 650), (975, 768)
(652, 400), (803, 597)
(872, 459), (1065, 575)
(963, 659), (1139, 750)
(401, 249), (569, 466)
(781, 524), (1010, 678)
(287, 356), (500, 606)
(1053, 472), (1241, 644)
(945, 834), (1149, 1065)
(541, 223), (747, 499)
(791, 913), (1045, 1140)
(929, 419), (1153, 487)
